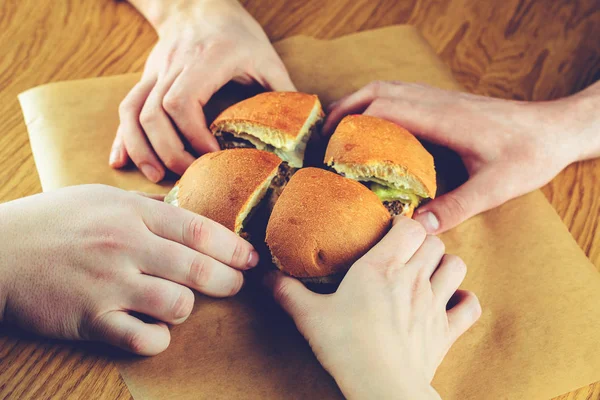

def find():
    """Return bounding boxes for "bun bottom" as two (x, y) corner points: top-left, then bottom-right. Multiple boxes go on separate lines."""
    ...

(298, 273), (346, 294)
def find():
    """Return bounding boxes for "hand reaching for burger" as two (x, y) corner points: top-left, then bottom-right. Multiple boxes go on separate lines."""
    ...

(110, 0), (295, 182)
(0, 185), (258, 355)
(324, 80), (600, 234)
(265, 217), (481, 400)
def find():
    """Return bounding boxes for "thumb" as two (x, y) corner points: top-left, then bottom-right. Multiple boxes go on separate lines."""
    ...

(109, 128), (129, 168)
(263, 271), (320, 322)
(260, 58), (297, 92)
(413, 169), (504, 234)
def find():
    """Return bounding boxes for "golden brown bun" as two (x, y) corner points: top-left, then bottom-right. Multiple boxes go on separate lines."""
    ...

(173, 149), (281, 233)
(210, 92), (324, 145)
(266, 168), (391, 279)
(325, 115), (436, 199)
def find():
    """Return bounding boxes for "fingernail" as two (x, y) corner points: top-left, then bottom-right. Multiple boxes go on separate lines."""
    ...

(247, 250), (259, 268)
(140, 163), (161, 183)
(414, 211), (440, 233)
(109, 145), (120, 166)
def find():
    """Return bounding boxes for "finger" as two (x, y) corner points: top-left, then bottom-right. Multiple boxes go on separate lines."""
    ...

(447, 290), (482, 343)
(140, 71), (197, 175)
(413, 168), (505, 234)
(140, 199), (259, 270)
(162, 66), (221, 155)
(142, 238), (244, 297)
(130, 191), (165, 201)
(430, 254), (467, 305)
(109, 127), (130, 168)
(119, 78), (166, 183)
(406, 235), (446, 279)
(259, 56), (297, 92)
(361, 83), (471, 149)
(322, 80), (398, 136)
(126, 274), (195, 325)
(263, 271), (322, 323)
(87, 311), (171, 356)
(358, 216), (426, 267)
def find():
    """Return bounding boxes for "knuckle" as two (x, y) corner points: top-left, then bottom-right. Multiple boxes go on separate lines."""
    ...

(186, 216), (209, 247)
(383, 253), (405, 270)
(143, 285), (168, 311)
(427, 235), (446, 254)
(171, 288), (194, 321)
(118, 98), (133, 117)
(370, 97), (392, 112)
(444, 193), (469, 219)
(399, 218), (427, 240)
(89, 228), (126, 253)
(230, 240), (249, 267)
(445, 254), (467, 275)
(161, 152), (182, 171)
(273, 280), (292, 307)
(122, 329), (148, 354)
(139, 108), (157, 126)
(383, 262), (405, 282)
(188, 255), (211, 289)
(228, 272), (244, 297)
(80, 310), (109, 341)
(367, 80), (386, 96)
(162, 92), (185, 114)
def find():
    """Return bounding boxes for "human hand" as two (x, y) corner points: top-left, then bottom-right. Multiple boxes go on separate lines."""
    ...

(265, 217), (481, 399)
(110, 0), (295, 182)
(0, 185), (258, 355)
(324, 81), (600, 233)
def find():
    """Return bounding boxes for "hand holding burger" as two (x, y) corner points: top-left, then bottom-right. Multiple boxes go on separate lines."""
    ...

(265, 217), (481, 399)
(0, 185), (257, 355)
(110, 0), (296, 181)
(325, 80), (600, 234)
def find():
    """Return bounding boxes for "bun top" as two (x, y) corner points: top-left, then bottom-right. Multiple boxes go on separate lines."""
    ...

(266, 168), (391, 278)
(210, 92), (324, 148)
(325, 115), (436, 198)
(175, 149), (281, 233)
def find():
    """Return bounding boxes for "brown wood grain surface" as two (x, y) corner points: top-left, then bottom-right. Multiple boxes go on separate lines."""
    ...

(0, 0), (598, 399)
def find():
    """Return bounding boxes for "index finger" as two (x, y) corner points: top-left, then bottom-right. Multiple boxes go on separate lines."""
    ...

(323, 81), (397, 136)
(163, 56), (241, 155)
(140, 197), (259, 270)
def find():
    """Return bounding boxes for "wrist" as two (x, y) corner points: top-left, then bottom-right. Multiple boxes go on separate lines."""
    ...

(129, 0), (243, 35)
(557, 82), (600, 163)
(336, 365), (440, 400)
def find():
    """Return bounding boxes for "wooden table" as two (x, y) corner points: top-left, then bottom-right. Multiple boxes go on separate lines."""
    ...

(0, 0), (599, 398)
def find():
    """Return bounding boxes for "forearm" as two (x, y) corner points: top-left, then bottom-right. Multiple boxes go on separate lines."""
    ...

(127, 0), (242, 32)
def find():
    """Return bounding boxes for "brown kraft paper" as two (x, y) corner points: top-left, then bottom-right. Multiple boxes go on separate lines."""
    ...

(18, 26), (600, 400)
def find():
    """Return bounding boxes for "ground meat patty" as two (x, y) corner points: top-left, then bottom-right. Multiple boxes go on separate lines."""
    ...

(384, 200), (408, 217)
(271, 162), (295, 189)
(214, 131), (256, 150)
(268, 162), (296, 210)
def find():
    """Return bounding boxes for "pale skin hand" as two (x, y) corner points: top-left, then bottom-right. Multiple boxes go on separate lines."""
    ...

(265, 217), (481, 400)
(0, 185), (258, 355)
(110, 0), (296, 182)
(323, 80), (600, 234)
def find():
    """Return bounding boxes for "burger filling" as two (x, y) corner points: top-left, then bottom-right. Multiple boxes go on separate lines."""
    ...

(369, 182), (421, 217)
(267, 162), (296, 211)
(214, 129), (311, 169)
(215, 131), (255, 150)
